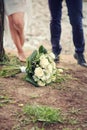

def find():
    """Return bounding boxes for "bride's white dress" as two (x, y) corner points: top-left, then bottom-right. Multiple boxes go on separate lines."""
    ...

(4, 0), (32, 49)
(4, 0), (26, 15)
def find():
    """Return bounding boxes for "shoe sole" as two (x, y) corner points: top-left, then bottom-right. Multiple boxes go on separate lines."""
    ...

(74, 54), (87, 67)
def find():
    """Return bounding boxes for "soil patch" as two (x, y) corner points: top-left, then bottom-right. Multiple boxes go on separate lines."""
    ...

(0, 55), (87, 130)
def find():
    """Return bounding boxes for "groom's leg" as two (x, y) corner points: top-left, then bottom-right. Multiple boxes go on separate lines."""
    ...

(66, 0), (87, 67)
(66, 0), (85, 53)
(48, 0), (62, 56)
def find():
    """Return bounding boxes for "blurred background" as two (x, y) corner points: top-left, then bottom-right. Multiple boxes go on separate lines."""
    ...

(4, 0), (87, 55)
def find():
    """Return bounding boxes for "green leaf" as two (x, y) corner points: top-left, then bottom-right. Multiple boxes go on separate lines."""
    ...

(39, 45), (47, 54)
(26, 50), (38, 74)
(25, 76), (39, 87)
(27, 50), (38, 63)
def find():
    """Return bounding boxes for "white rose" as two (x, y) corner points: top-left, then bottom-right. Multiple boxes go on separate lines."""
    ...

(51, 62), (56, 69)
(41, 76), (47, 82)
(34, 67), (44, 77)
(45, 73), (51, 80)
(40, 58), (49, 68)
(46, 78), (51, 84)
(58, 68), (63, 73)
(38, 80), (45, 86)
(48, 52), (55, 59)
(40, 54), (46, 60)
(47, 64), (53, 74)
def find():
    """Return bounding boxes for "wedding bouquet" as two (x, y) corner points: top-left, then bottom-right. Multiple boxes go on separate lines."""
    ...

(25, 45), (57, 87)
(0, 46), (57, 87)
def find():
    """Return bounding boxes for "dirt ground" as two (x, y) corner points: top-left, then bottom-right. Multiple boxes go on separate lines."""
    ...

(0, 55), (87, 130)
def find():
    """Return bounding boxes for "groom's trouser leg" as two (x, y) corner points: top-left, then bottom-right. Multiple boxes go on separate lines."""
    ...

(66, 0), (85, 53)
(48, 0), (63, 56)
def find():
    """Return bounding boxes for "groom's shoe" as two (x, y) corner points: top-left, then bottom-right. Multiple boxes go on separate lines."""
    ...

(54, 55), (60, 63)
(74, 52), (87, 67)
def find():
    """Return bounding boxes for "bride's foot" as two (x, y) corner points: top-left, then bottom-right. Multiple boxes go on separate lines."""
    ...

(18, 52), (26, 62)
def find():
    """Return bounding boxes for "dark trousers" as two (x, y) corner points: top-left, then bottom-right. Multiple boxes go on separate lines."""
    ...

(48, 0), (85, 55)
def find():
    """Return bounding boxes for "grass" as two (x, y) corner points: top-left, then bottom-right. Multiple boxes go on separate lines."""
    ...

(12, 105), (63, 130)
(13, 104), (80, 130)
(69, 107), (81, 115)
(23, 104), (63, 124)
(56, 68), (72, 83)
(0, 55), (25, 77)
(68, 117), (78, 125)
(0, 95), (11, 107)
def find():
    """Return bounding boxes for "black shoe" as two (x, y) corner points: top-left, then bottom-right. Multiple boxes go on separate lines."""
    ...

(74, 53), (87, 67)
(54, 55), (60, 63)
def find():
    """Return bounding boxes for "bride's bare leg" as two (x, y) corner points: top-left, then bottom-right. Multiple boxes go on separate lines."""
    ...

(12, 12), (25, 46)
(8, 13), (26, 62)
